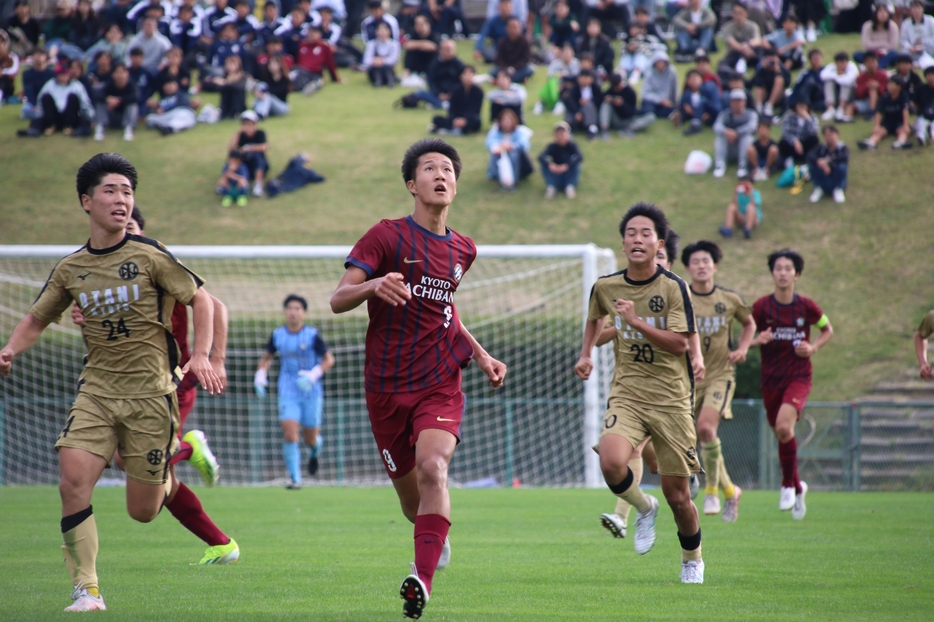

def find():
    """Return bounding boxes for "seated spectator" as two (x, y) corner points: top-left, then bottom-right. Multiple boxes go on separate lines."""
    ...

(599, 71), (655, 137)
(778, 95), (820, 168)
(485, 108), (533, 189)
(914, 66), (934, 145)
(487, 69), (527, 122)
(720, 71), (754, 110)
(719, 174), (761, 239)
(807, 124), (849, 203)
(255, 2), (285, 50)
(578, 17), (615, 78)
(901, 0), (934, 64)
(764, 14), (806, 70)
(746, 118), (779, 180)
(145, 76), (197, 134)
(681, 68), (721, 134)
(201, 0), (238, 48)
(790, 48), (826, 112)
(127, 47), (156, 112)
(362, 0), (400, 44)
(169, 4), (202, 65)
(562, 68), (602, 139)
(217, 149), (250, 206)
(276, 7), (310, 58)
(819, 51), (859, 122)
(539, 121), (584, 198)
(491, 17), (533, 83)
(363, 22), (400, 87)
(475, 0), (514, 64)
(317, 6), (361, 68)
(718, 3), (762, 78)
(695, 53), (721, 92)
(69, 57), (93, 97)
(266, 153), (326, 198)
(549, 1), (580, 51)
(230, 0), (260, 47)
(854, 4), (900, 68)
(402, 15), (439, 81)
(672, 0), (716, 60)
(95, 63), (139, 142)
(641, 51), (679, 121)
(5, 0), (40, 59)
(412, 39), (464, 108)
(535, 43), (579, 114)
(851, 51), (888, 118)
(892, 53), (923, 109)
(0, 29), (19, 102)
(858, 75), (912, 149)
(294, 26), (341, 93)
(85, 25), (131, 73)
(712, 88), (759, 177)
(88, 51), (114, 103)
(257, 35), (295, 76)
(790, 0), (824, 43)
(20, 60), (93, 137)
(430, 64), (484, 135)
(156, 46), (192, 94)
(752, 49), (789, 117)
(254, 55), (291, 118)
(588, 0), (631, 40)
(213, 54), (248, 118)
(230, 111), (270, 196)
(619, 7), (665, 84)
(20, 47), (55, 120)
(424, 0), (472, 39)
(67, 0), (101, 59)
(127, 16), (172, 73)
(44, 1), (74, 59)
(203, 22), (244, 89)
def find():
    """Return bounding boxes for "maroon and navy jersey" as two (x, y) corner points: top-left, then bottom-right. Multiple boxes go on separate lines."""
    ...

(346, 216), (477, 393)
(752, 294), (824, 386)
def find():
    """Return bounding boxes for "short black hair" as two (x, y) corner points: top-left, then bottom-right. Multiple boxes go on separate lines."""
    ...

(808, 48), (822, 60)
(112, 62), (128, 72)
(578, 68), (594, 78)
(131, 206), (146, 231)
(681, 240), (723, 267)
(896, 53), (913, 64)
(783, 13), (798, 22)
(283, 294), (308, 310)
(76, 153), (138, 207)
(925, 65), (934, 76)
(822, 123), (839, 134)
(685, 68), (701, 79)
(833, 51), (849, 62)
(228, 148), (243, 159)
(757, 118), (772, 129)
(462, 64), (476, 74)
(864, 50), (878, 60)
(664, 229), (680, 265)
(129, 47), (144, 56)
(401, 138), (462, 185)
(890, 75), (905, 88)
(767, 248), (804, 274)
(634, 6), (649, 14)
(619, 202), (669, 242)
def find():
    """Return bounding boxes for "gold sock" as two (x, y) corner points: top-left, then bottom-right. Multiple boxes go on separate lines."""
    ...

(614, 497), (631, 523)
(613, 459), (644, 523)
(700, 439), (722, 493)
(719, 460), (735, 499)
(682, 543), (703, 563)
(63, 513), (99, 593)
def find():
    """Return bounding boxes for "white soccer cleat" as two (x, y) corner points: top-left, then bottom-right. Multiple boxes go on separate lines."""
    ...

(689, 473), (700, 499)
(400, 562), (429, 619)
(681, 559), (705, 584)
(436, 536), (451, 570)
(792, 481), (808, 520)
(810, 187), (824, 203)
(703, 494), (721, 515)
(600, 512), (627, 538)
(64, 587), (106, 612)
(821, 107), (836, 121)
(633, 495), (659, 555)
(722, 486), (742, 523)
(93, 125), (104, 142)
(832, 189), (845, 203)
(779, 486), (795, 511)
(713, 162), (726, 178)
(123, 126), (133, 141)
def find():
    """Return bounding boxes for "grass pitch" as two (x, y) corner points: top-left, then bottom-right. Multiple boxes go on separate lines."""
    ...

(0, 485), (931, 621)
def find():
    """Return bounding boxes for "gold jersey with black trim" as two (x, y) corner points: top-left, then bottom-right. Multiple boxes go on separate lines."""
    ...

(691, 284), (751, 384)
(29, 234), (203, 399)
(918, 310), (934, 339)
(589, 266), (696, 412)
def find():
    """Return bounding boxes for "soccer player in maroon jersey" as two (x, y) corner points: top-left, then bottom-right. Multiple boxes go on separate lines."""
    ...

(330, 138), (507, 620)
(751, 249), (833, 521)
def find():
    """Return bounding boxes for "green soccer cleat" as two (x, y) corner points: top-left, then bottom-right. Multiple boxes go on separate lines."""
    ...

(199, 538), (240, 565)
(183, 430), (219, 487)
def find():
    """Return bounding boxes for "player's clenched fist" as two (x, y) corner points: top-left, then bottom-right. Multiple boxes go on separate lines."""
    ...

(574, 356), (593, 380)
(755, 327), (773, 345)
(0, 349), (13, 376)
(477, 355), (507, 388)
(374, 272), (412, 307)
(614, 298), (639, 325)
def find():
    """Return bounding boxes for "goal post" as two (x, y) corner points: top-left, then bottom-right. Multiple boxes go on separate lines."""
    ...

(0, 244), (616, 488)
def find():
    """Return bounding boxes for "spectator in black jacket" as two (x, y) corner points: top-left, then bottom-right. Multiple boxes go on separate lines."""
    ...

(598, 71), (655, 137)
(94, 63), (139, 142)
(562, 68), (602, 139)
(430, 65), (484, 135)
(914, 66), (934, 146)
(5, 0), (40, 58)
(577, 18), (614, 78)
(540, 121), (584, 198)
(411, 38), (463, 108)
(21, 47), (55, 120)
(492, 17), (533, 83)
(402, 15), (439, 79)
(69, 0), (101, 54)
(807, 124), (849, 203)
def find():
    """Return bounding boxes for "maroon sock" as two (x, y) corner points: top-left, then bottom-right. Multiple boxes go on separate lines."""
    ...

(169, 441), (193, 466)
(165, 482), (229, 546)
(413, 514), (450, 595)
(778, 437), (801, 492)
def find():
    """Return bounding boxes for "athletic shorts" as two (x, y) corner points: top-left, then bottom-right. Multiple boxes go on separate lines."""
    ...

(177, 386), (196, 433)
(366, 370), (465, 479)
(881, 116), (903, 136)
(55, 391), (180, 485)
(761, 379), (812, 428)
(278, 396), (323, 428)
(600, 397), (700, 478)
(694, 375), (737, 420)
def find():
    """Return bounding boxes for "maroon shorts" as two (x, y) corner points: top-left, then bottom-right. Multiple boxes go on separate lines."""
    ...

(366, 370), (465, 479)
(177, 387), (196, 435)
(762, 379), (811, 428)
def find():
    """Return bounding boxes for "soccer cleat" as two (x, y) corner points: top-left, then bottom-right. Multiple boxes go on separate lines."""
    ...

(832, 189), (846, 204)
(252, 182), (263, 197)
(857, 139), (876, 150)
(600, 512), (627, 538)
(722, 486), (742, 522)
(792, 481), (808, 520)
(821, 107), (836, 121)
(779, 486), (795, 511)
(199, 538), (239, 564)
(703, 494), (721, 515)
(64, 587), (107, 612)
(221, 196), (233, 207)
(681, 559), (705, 584)
(400, 562), (429, 619)
(236, 195), (248, 207)
(123, 126), (133, 141)
(286, 481), (302, 490)
(753, 168), (768, 181)
(93, 125), (104, 142)
(689, 473), (700, 499)
(308, 456), (319, 476)
(712, 162), (726, 178)
(183, 430), (219, 487)
(718, 226), (733, 238)
(810, 187), (824, 203)
(633, 495), (659, 555)
(436, 536), (451, 570)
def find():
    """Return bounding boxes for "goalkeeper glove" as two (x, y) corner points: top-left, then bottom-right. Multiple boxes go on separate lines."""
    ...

(297, 365), (324, 392)
(254, 368), (268, 396)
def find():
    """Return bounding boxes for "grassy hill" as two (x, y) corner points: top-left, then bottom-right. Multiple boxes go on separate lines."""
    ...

(0, 35), (931, 400)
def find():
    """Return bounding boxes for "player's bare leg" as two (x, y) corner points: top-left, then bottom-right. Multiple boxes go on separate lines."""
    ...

(600, 434), (658, 554)
(59, 447), (108, 611)
(303, 426), (321, 476)
(773, 404), (805, 516)
(281, 419), (302, 488)
(603, 438), (648, 538)
(697, 407), (738, 518)
(661, 474), (704, 582)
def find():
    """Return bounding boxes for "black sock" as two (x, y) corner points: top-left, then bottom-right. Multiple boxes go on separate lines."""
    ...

(608, 467), (634, 495)
(678, 529), (702, 551)
(61, 506), (93, 533)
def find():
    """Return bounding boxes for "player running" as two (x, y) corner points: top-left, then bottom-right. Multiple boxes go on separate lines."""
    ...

(254, 294), (335, 489)
(0, 153), (224, 612)
(329, 139), (507, 619)
(751, 248), (833, 521)
(576, 203), (705, 584)
(681, 241), (756, 522)
(913, 309), (934, 437)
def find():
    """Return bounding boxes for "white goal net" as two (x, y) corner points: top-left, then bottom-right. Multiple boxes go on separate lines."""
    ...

(0, 245), (616, 488)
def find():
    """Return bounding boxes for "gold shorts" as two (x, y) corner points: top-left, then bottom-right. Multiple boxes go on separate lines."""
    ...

(694, 375), (736, 420)
(600, 397), (700, 477)
(55, 391), (180, 485)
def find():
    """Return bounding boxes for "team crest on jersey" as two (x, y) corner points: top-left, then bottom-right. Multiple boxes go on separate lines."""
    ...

(648, 295), (665, 313)
(147, 449), (164, 465)
(119, 261), (139, 281)
(796, 317), (805, 327)
(299, 342), (307, 350)
(715, 302), (727, 314)
(453, 263), (463, 282)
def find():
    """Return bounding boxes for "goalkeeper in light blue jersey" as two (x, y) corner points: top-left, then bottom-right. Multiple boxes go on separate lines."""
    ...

(254, 294), (335, 488)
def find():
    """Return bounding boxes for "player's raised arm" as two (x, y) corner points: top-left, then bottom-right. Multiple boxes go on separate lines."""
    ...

(575, 316), (607, 380)
(729, 314), (757, 364)
(183, 288), (222, 395)
(794, 314), (833, 358)
(595, 317), (616, 347)
(329, 266), (411, 313)
(459, 320), (506, 388)
(0, 314), (52, 375)
(616, 298), (691, 356)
